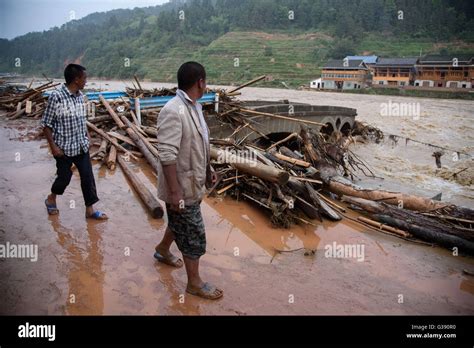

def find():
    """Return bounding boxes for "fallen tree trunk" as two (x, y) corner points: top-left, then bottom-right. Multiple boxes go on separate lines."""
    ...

(211, 146), (289, 185)
(342, 195), (474, 253)
(117, 155), (163, 218)
(328, 177), (447, 212)
(375, 214), (474, 255)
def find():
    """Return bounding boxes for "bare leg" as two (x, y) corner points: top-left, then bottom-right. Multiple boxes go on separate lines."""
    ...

(47, 193), (57, 206)
(183, 256), (204, 288)
(156, 227), (175, 252)
(155, 228), (183, 267)
(184, 256), (223, 299)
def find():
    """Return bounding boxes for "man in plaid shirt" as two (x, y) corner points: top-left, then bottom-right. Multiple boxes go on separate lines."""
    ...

(42, 64), (108, 220)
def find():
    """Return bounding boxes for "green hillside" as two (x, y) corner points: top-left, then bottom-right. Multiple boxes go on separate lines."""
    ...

(129, 31), (473, 88)
(1, 0), (473, 87)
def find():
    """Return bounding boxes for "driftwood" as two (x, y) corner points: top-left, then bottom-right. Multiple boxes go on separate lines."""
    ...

(117, 155), (163, 218)
(97, 139), (108, 160)
(305, 182), (341, 221)
(107, 145), (117, 170)
(343, 195), (474, 254)
(327, 177), (447, 212)
(210, 146), (289, 185)
(120, 116), (159, 173)
(376, 215), (474, 255)
(87, 121), (136, 159)
(99, 95), (125, 129)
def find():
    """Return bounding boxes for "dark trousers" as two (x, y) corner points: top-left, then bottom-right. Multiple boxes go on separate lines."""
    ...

(51, 151), (99, 207)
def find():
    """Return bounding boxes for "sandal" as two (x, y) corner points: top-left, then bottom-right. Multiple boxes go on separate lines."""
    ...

(45, 199), (59, 215)
(154, 250), (183, 268)
(186, 282), (223, 300)
(86, 211), (108, 220)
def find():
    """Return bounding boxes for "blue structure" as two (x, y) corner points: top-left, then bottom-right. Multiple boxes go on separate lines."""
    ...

(43, 90), (218, 110)
(345, 55), (378, 65)
(43, 90), (128, 101)
(130, 93), (217, 110)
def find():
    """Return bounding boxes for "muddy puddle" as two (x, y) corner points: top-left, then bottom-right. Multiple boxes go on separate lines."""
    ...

(1, 116), (473, 315)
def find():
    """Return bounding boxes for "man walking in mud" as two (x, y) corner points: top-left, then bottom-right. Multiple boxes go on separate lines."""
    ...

(154, 61), (223, 300)
(42, 63), (108, 220)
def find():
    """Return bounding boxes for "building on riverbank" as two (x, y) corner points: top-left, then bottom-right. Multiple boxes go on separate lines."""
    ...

(311, 59), (370, 90)
(372, 57), (418, 87)
(414, 55), (473, 88)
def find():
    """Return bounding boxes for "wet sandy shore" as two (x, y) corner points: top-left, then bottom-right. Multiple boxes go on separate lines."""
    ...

(0, 117), (473, 315)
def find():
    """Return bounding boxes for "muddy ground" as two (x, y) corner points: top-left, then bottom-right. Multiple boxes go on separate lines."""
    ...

(0, 81), (473, 315)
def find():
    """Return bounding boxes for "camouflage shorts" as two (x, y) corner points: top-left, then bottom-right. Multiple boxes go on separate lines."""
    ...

(166, 202), (206, 260)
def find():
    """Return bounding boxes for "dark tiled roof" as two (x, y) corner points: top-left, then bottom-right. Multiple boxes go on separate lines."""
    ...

(323, 59), (368, 69)
(419, 54), (473, 64)
(375, 58), (419, 66)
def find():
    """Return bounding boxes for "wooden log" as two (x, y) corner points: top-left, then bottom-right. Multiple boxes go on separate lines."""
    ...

(375, 214), (474, 255)
(272, 151), (311, 168)
(86, 121), (136, 159)
(331, 179), (447, 212)
(99, 95), (125, 129)
(117, 155), (163, 218)
(264, 152), (306, 171)
(300, 125), (319, 163)
(129, 110), (140, 126)
(279, 146), (302, 160)
(134, 98), (142, 125)
(305, 182), (341, 220)
(107, 131), (136, 147)
(343, 195), (474, 242)
(294, 195), (322, 220)
(130, 123), (160, 158)
(210, 146), (289, 185)
(266, 132), (298, 151)
(317, 192), (346, 213)
(141, 126), (158, 137)
(107, 145), (117, 170)
(120, 116), (160, 173)
(227, 75), (266, 94)
(357, 216), (411, 238)
(88, 115), (113, 123)
(241, 108), (325, 127)
(97, 139), (108, 159)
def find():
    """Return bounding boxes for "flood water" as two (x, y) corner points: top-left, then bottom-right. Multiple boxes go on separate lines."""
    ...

(0, 79), (473, 314)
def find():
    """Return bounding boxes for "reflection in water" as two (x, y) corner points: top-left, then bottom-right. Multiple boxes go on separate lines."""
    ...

(154, 264), (201, 315)
(460, 278), (474, 295)
(48, 215), (105, 314)
(206, 197), (320, 256)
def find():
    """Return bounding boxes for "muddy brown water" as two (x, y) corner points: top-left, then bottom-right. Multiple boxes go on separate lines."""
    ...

(1, 116), (473, 315)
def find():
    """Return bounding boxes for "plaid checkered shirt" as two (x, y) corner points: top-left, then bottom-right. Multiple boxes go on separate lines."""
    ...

(41, 84), (89, 157)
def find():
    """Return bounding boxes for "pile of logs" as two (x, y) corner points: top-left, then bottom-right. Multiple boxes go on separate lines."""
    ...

(0, 76), (472, 255)
(208, 120), (474, 255)
(0, 80), (58, 119)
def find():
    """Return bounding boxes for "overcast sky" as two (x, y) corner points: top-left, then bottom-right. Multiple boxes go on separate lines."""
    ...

(0, 0), (168, 40)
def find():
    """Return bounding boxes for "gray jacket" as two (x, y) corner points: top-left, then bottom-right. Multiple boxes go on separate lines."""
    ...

(156, 90), (210, 205)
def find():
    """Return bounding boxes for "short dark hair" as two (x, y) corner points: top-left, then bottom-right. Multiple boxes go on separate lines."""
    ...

(177, 61), (206, 91)
(64, 64), (86, 85)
